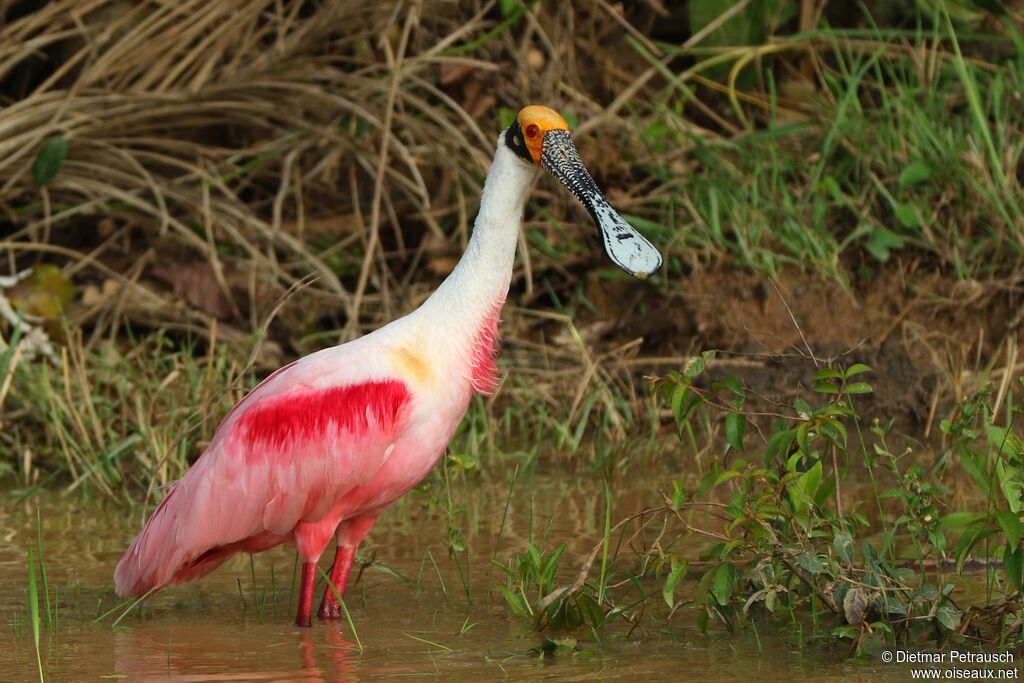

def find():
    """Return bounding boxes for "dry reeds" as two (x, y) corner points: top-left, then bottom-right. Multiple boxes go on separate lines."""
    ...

(2, 1), (1023, 494)
(1, 1), (528, 342)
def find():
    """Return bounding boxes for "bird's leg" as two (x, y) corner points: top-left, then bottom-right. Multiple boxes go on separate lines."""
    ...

(294, 517), (343, 627)
(317, 544), (356, 620)
(295, 561), (318, 627)
(318, 513), (378, 620)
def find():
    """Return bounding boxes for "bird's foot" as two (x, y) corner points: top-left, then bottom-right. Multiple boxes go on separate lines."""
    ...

(295, 615), (313, 628)
(317, 601), (342, 620)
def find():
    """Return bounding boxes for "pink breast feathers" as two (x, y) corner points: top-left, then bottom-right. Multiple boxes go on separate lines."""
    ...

(237, 379), (411, 451)
(469, 300), (503, 396)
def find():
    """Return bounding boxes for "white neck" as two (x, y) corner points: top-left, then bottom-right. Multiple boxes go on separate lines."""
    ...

(418, 137), (537, 327)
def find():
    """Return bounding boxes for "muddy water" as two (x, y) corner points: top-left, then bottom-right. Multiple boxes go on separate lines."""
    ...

(2, 463), (922, 681)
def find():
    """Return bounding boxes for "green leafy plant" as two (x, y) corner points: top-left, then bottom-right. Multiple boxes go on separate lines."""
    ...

(500, 353), (1024, 656)
(495, 541), (612, 631)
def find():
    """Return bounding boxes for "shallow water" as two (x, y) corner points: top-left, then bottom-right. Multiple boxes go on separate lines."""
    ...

(0, 463), (968, 681)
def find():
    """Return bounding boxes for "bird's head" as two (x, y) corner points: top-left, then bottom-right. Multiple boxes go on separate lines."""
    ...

(503, 105), (663, 280)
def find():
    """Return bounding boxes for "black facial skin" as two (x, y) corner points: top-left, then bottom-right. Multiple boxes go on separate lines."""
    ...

(504, 120), (533, 163)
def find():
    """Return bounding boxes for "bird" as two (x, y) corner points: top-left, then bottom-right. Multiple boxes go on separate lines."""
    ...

(114, 105), (663, 627)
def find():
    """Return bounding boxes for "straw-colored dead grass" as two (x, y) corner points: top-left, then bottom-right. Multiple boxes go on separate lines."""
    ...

(1, 2), (558, 346)
(0, 1), (680, 352)
(3, 1), (1023, 494)
(0, 1), (678, 491)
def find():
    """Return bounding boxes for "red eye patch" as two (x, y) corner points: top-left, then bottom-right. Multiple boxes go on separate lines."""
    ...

(525, 124), (540, 138)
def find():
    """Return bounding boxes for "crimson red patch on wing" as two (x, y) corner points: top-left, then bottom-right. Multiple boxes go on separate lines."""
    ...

(237, 380), (411, 449)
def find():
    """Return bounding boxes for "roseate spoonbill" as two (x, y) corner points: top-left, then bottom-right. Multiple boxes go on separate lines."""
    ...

(114, 105), (663, 626)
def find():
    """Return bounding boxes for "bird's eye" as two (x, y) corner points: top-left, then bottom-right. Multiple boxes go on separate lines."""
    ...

(525, 124), (540, 138)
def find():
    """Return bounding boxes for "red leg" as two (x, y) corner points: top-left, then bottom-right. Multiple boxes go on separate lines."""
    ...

(295, 561), (317, 627)
(317, 544), (356, 620)
(317, 513), (378, 620)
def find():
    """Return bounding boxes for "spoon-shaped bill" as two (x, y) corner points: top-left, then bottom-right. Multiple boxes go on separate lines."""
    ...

(540, 130), (663, 279)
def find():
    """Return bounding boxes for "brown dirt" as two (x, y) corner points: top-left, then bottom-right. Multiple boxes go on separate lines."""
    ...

(584, 262), (1023, 437)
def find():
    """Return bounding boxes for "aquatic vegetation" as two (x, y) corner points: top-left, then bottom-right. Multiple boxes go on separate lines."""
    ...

(3, 0), (1024, 678)
(494, 354), (1024, 655)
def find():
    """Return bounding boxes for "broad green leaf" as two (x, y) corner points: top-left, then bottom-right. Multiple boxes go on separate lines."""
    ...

(913, 583), (940, 601)
(796, 551), (825, 575)
(32, 136), (68, 187)
(799, 460), (823, 499)
(499, 586), (529, 616)
(574, 592), (606, 627)
(961, 450), (994, 498)
(830, 625), (859, 640)
(865, 227), (904, 261)
(845, 363), (873, 377)
(713, 469), (743, 487)
(899, 160), (933, 188)
(845, 382), (873, 395)
(883, 596), (909, 616)
(684, 350), (715, 379)
(996, 511), (1022, 547)
(662, 559), (688, 608)
(696, 471), (719, 496)
(813, 379), (839, 394)
(930, 528), (949, 553)
(714, 376), (745, 405)
(813, 472), (836, 508)
(939, 511), (984, 529)
(796, 422), (811, 455)
(824, 418), (848, 446)
(833, 531), (854, 565)
(712, 562), (736, 606)
(671, 480), (687, 510)
(935, 602), (962, 631)
(1004, 543), (1024, 593)
(671, 382), (688, 428)
(793, 398), (813, 416)
(996, 459), (1024, 513)
(527, 544), (541, 572)
(725, 412), (746, 452)
(764, 429), (795, 465)
(894, 202), (922, 228)
(953, 524), (999, 574)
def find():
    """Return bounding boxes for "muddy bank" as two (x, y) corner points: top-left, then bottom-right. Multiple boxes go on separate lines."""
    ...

(581, 264), (1023, 437)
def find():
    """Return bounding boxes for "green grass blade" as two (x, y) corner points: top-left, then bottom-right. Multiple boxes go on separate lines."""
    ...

(316, 566), (363, 654)
(35, 509), (51, 630)
(402, 632), (453, 651)
(27, 543), (44, 683)
(597, 477), (612, 605)
(942, 1), (1020, 221)
(487, 464), (520, 607)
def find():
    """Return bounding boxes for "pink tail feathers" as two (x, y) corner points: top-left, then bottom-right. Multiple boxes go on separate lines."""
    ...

(114, 478), (287, 597)
(114, 486), (194, 596)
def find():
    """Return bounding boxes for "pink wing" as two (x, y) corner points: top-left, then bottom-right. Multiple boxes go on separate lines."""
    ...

(114, 345), (413, 596)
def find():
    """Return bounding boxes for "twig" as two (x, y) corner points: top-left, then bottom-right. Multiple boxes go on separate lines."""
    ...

(348, 2), (420, 335)
(768, 277), (820, 367)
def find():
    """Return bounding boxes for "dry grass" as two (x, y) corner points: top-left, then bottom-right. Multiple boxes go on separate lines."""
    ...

(1, 0), (690, 493)
(0, 0), (671, 345)
(1, 1), (1023, 494)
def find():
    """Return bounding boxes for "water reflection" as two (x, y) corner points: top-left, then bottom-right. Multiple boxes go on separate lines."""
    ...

(112, 622), (361, 682)
(1, 464), (921, 682)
